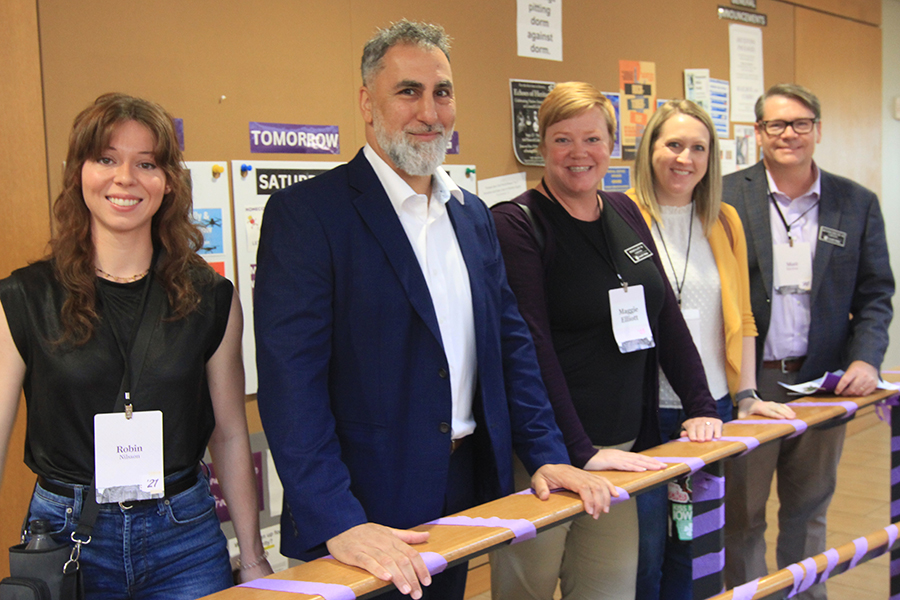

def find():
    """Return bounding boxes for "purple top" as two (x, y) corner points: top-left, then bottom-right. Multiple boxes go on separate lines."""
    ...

(492, 189), (717, 467)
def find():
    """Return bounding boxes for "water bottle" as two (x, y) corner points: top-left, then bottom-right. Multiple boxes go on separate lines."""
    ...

(25, 519), (59, 550)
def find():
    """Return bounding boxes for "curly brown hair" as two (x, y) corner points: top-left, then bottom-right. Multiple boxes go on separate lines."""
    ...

(51, 92), (210, 345)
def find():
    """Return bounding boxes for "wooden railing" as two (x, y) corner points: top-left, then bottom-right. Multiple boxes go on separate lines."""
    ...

(202, 388), (899, 600)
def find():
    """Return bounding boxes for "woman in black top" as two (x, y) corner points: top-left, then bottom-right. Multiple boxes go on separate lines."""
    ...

(489, 82), (721, 600)
(0, 93), (272, 597)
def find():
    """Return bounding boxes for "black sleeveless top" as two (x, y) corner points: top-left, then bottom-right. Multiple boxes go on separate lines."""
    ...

(0, 260), (232, 484)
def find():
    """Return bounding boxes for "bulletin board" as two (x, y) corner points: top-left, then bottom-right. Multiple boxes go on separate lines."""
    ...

(33, 0), (882, 399)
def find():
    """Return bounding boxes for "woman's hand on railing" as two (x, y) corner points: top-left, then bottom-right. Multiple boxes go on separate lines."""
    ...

(531, 463), (619, 518)
(680, 417), (723, 442)
(583, 449), (667, 472)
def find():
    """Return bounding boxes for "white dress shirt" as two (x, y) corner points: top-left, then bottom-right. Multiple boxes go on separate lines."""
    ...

(763, 167), (822, 361)
(364, 145), (477, 439)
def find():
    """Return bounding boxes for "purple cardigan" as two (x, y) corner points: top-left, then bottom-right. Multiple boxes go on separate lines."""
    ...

(492, 189), (718, 467)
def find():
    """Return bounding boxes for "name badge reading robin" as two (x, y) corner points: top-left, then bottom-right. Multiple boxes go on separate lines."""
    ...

(94, 411), (164, 503)
(773, 241), (812, 294)
(609, 284), (656, 353)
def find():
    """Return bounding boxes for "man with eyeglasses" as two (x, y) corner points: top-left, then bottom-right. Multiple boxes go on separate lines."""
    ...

(722, 83), (894, 599)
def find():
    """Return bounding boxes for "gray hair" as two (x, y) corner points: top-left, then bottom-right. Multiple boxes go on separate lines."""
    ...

(754, 83), (821, 122)
(361, 20), (451, 86)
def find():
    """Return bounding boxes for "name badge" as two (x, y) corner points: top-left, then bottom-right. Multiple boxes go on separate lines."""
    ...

(818, 226), (846, 247)
(609, 284), (656, 353)
(773, 241), (812, 294)
(624, 242), (653, 264)
(681, 308), (702, 355)
(94, 411), (164, 503)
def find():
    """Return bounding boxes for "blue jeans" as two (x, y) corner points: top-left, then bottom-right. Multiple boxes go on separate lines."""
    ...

(26, 468), (232, 600)
(636, 395), (733, 600)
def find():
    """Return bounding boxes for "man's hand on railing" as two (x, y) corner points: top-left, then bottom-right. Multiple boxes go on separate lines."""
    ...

(583, 449), (667, 473)
(737, 397), (797, 420)
(680, 417), (723, 441)
(326, 523), (432, 599)
(530, 463), (618, 518)
(835, 360), (879, 397)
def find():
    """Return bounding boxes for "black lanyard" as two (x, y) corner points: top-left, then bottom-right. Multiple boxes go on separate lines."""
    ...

(540, 179), (628, 290)
(653, 201), (693, 306)
(767, 181), (819, 247)
(96, 252), (158, 418)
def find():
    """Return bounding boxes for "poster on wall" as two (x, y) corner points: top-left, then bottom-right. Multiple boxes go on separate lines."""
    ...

(511, 79), (555, 166)
(733, 124), (757, 170)
(710, 79), (731, 139)
(186, 161), (236, 283)
(603, 92), (622, 160)
(517, 0), (563, 61)
(231, 160), (345, 394)
(684, 68), (712, 113)
(619, 60), (657, 160)
(728, 23), (764, 123)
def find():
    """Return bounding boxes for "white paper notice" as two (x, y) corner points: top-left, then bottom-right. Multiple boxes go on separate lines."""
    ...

(518, 0), (562, 61)
(684, 69), (711, 113)
(478, 172), (528, 206)
(720, 139), (737, 176)
(729, 24), (764, 123)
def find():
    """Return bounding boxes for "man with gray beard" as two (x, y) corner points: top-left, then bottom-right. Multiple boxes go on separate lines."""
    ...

(254, 19), (615, 600)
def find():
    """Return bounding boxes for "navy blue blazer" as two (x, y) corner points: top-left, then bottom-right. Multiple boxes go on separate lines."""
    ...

(254, 149), (569, 560)
(723, 161), (894, 380)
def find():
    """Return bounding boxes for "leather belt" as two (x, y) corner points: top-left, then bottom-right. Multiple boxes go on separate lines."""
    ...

(450, 437), (466, 455)
(763, 357), (806, 373)
(38, 465), (200, 506)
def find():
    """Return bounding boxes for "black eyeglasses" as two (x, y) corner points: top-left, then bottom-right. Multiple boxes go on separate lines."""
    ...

(758, 119), (818, 135)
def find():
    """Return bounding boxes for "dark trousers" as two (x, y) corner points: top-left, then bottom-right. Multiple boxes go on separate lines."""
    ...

(379, 438), (476, 600)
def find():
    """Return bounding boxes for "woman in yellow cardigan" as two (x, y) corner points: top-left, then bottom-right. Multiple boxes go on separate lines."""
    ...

(628, 99), (794, 600)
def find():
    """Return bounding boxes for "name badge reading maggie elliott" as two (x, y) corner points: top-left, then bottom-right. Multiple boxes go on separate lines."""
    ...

(624, 242), (653, 264)
(818, 226), (846, 248)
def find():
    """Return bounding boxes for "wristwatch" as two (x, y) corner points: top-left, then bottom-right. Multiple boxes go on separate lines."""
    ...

(734, 388), (762, 403)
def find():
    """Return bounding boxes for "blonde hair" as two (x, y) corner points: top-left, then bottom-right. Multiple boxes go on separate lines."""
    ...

(538, 82), (616, 151)
(633, 99), (721, 236)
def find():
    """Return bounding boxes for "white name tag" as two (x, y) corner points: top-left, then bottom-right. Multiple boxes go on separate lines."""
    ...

(773, 241), (812, 294)
(94, 411), (164, 503)
(609, 284), (656, 353)
(681, 308), (702, 355)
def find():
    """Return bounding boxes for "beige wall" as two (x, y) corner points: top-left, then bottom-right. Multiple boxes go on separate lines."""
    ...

(0, 0), (52, 577)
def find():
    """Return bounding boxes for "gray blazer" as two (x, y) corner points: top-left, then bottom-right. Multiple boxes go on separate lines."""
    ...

(723, 161), (894, 380)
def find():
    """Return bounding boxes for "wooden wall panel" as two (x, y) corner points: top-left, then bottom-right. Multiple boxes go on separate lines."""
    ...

(782, 0), (880, 25)
(0, 0), (51, 577)
(794, 6), (882, 194)
(37, 0), (798, 195)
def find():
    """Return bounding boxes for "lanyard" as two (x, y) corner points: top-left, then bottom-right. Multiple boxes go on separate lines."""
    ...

(540, 179), (628, 290)
(653, 201), (693, 306)
(767, 181), (819, 247)
(96, 252), (157, 418)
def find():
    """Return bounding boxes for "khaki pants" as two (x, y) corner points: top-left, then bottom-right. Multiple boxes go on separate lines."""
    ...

(490, 443), (639, 600)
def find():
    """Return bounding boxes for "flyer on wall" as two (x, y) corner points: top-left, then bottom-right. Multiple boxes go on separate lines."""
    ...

(618, 60), (657, 160)
(510, 79), (555, 166)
